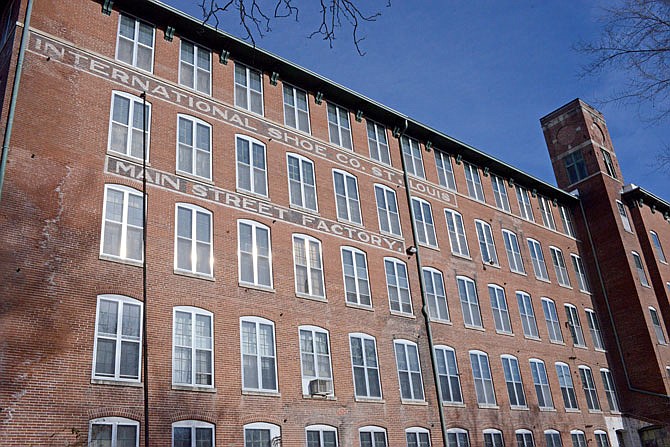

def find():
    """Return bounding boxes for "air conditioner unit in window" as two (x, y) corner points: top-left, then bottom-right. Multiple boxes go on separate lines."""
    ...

(309, 378), (333, 396)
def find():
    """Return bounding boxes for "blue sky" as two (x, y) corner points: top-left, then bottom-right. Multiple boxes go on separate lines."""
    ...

(164, 0), (668, 196)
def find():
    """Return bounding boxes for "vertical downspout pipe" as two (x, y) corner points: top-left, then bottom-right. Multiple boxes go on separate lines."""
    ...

(0, 0), (35, 203)
(395, 120), (449, 447)
(140, 91), (150, 447)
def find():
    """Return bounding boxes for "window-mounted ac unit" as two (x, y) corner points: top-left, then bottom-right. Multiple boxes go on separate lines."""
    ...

(309, 379), (333, 396)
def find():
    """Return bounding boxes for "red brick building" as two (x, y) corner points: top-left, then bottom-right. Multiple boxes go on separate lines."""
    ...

(0, 1), (668, 446)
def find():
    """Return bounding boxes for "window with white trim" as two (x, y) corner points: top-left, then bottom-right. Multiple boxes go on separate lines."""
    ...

(236, 135), (268, 197)
(349, 333), (382, 399)
(539, 197), (556, 230)
(333, 170), (362, 224)
(578, 365), (600, 411)
(464, 162), (485, 202)
(234, 63), (263, 115)
(516, 291), (538, 338)
(550, 247), (571, 287)
(93, 295), (142, 382)
(565, 304), (586, 347)
(240, 317), (277, 392)
(116, 14), (154, 72)
(530, 358), (554, 409)
(571, 430), (586, 447)
(375, 184), (402, 236)
(244, 422), (280, 447)
(89, 417), (139, 447)
(458, 276), (482, 328)
(173, 307), (213, 387)
(571, 254), (590, 293)
(515, 186), (534, 221)
(502, 229), (525, 274)
(594, 431), (610, 447)
(394, 340), (425, 401)
(447, 429), (470, 447)
(527, 239), (549, 281)
(585, 309), (604, 350)
(172, 420), (215, 447)
(101, 184), (143, 262)
(177, 115), (212, 180)
(616, 200), (632, 233)
(516, 430), (535, 447)
(283, 84), (310, 133)
(367, 120), (390, 165)
(385, 257), (412, 315)
(600, 368), (619, 412)
(545, 430), (562, 447)
(435, 151), (456, 190)
(601, 149), (617, 178)
(299, 326), (333, 396)
(488, 284), (512, 334)
(564, 151), (588, 184)
(650, 306), (667, 344)
(475, 220), (498, 266)
(650, 231), (667, 263)
(434, 345), (462, 404)
(342, 246), (371, 307)
(406, 427), (431, 447)
(306, 425), (338, 447)
(559, 205), (575, 237)
(541, 298), (563, 344)
(469, 350), (496, 406)
(359, 426), (387, 447)
(293, 234), (325, 298)
(238, 220), (272, 288)
(175, 204), (212, 276)
(423, 267), (449, 322)
(484, 429), (504, 447)
(327, 103), (352, 149)
(632, 251), (650, 286)
(491, 175), (510, 212)
(445, 208), (470, 257)
(412, 197), (437, 247)
(400, 136), (425, 178)
(287, 153), (318, 212)
(502, 354), (527, 408)
(179, 41), (211, 95)
(108, 91), (151, 160)
(555, 362), (578, 410)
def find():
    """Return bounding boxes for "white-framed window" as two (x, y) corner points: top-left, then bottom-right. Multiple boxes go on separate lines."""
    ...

(374, 184), (402, 236)
(616, 200), (632, 233)
(559, 205), (575, 237)
(526, 239), (549, 281)
(541, 298), (563, 344)
(367, 120), (390, 165)
(349, 333), (382, 399)
(283, 84), (310, 133)
(108, 91), (151, 160)
(649, 306), (667, 344)
(571, 430), (587, 447)
(578, 365), (600, 411)
(234, 63), (263, 115)
(491, 175), (510, 212)
(412, 197), (437, 247)
(342, 246), (371, 307)
(385, 257), (412, 315)
(175, 203), (213, 276)
(571, 254), (590, 293)
(293, 234), (325, 298)
(464, 162), (485, 202)
(445, 208), (470, 257)
(539, 197), (556, 230)
(594, 431), (611, 447)
(238, 220), (272, 287)
(488, 284), (512, 334)
(502, 354), (527, 408)
(173, 306), (213, 387)
(564, 150), (588, 184)
(236, 135), (268, 197)
(475, 220), (498, 266)
(565, 304), (586, 347)
(457, 276), (482, 328)
(585, 309), (604, 350)
(406, 427), (431, 447)
(483, 429), (504, 447)
(101, 184), (143, 263)
(306, 425), (338, 447)
(447, 429), (470, 447)
(299, 326), (333, 396)
(650, 231), (667, 263)
(327, 103), (352, 149)
(287, 153), (318, 212)
(172, 420), (215, 447)
(469, 350), (496, 406)
(516, 430), (535, 447)
(400, 136), (425, 178)
(177, 114), (212, 180)
(89, 417), (139, 447)
(556, 362), (578, 410)
(435, 151), (456, 190)
(530, 358), (554, 409)
(515, 186), (534, 221)
(116, 14), (154, 72)
(244, 422), (280, 447)
(423, 267), (449, 322)
(600, 368), (619, 412)
(394, 339), (425, 402)
(502, 229), (525, 274)
(333, 170), (362, 224)
(359, 426), (387, 447)
(632, 251), (650, 286)
(240, 317), (277, 392)
(601, 149), (617, 178)
(179, 40), (211, 95)
(434, 345), (463, 404)
(544, 430), (562, 447)
(516, 291), (538, 338)
(550, 247), (571, 287)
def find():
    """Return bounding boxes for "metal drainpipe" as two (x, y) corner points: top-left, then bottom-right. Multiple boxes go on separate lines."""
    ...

(577, 194), (669, 400)
(140, 91), (150, 447)
(0, 0), (35, 203)
(395, 120), (449, 447)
